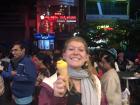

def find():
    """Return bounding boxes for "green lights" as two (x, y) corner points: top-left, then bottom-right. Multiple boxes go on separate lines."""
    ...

(97, 25), (110, 29)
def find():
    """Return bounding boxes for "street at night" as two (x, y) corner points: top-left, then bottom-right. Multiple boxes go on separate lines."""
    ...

(0, 0), (140, 105)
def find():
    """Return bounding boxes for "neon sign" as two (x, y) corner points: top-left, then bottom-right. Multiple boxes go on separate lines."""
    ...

(43, 16), (77, 23)
(97, 25), (113, 31)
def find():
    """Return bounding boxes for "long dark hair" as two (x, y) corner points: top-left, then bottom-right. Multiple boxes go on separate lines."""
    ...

(102, 53), (115, 69)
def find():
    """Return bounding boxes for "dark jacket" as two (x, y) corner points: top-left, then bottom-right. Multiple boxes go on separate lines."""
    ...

(2, 56), (37, 98)
(38, 82), (67, 105)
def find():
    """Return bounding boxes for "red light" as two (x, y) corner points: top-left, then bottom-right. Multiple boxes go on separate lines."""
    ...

(104, 27), (113, 31)
(44, 15), (76, 23)
(50, 22), (54, 33)
(66, 16), (76, 19)
(59, 16), (66, 19)
(54, 12), (62, 16)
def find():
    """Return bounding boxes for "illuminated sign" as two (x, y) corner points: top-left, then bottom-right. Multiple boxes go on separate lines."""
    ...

(59, 0), (75, 5)
(54, 12), (62, 16)
(44, 16), (77, 23)
(97, 25), (110, 29)
(66, 16), (77, 22)
(97, 25), (113, 30)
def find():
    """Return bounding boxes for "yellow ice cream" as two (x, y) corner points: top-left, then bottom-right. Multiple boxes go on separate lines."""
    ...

(56, 60), (69, 91)
(57, 60), (68, 70)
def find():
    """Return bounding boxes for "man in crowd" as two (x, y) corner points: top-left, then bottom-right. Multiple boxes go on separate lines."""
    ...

(1, 42), (37, 105)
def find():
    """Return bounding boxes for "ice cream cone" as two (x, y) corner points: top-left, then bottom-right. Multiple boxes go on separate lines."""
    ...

(56, 60), (69, 91)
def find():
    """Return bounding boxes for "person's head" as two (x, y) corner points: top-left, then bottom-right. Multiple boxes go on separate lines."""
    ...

(11, 42), (26, 59)
(107, 48), (117, 59)
(117, 51), (125, 61)
(32, 53), (49, 69)
(62, 36), (89, 70)
(101, 53), (115, 71)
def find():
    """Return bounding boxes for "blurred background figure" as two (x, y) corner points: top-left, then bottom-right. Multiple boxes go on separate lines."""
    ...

(0, 74), (5, 105)
(32, 52), (51, 105)
(34, 52), (51, 85)
(100, 52), (122, 105)
(117, 51), (128, 71)
(1, 41), (37, 105)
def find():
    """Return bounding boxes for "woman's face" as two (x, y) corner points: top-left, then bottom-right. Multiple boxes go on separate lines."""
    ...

(101, 57), (111, 70)
(63, 40), (89, 69)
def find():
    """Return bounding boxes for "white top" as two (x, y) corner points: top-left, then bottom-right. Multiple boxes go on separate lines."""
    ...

(42, 72), (57, 89)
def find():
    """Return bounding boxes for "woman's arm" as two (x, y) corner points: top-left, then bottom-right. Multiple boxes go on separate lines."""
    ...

(53, 76), (68, 105)
(38, 76), (68, 105)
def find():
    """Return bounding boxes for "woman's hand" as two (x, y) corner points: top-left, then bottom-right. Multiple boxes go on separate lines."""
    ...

(53, 76), (67, 97)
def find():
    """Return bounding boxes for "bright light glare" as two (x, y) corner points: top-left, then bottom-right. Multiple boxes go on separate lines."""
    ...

(40, 15), (45, 20)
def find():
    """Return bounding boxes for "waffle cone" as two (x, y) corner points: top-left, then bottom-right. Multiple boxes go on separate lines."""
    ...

(56, 60), (69, 91)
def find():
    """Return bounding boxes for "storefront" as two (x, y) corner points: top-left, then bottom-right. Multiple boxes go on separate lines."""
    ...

(34, 0), (79, 50)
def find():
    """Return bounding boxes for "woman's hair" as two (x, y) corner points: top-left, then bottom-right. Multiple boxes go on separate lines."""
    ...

(63, 36), (89, 54)
(63, 36), (97, 89)
(102, 53), (115, 69)
(36, 53), (50, 69)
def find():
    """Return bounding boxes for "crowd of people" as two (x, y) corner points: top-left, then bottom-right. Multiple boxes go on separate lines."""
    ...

(0, 36), (140, 105)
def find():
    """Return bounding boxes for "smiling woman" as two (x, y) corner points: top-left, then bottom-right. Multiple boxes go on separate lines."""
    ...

(54, 36), (101, 105)
(62, 37), (89, 70)
(38, 36), (101, 105)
